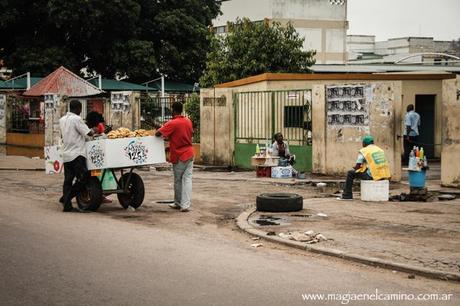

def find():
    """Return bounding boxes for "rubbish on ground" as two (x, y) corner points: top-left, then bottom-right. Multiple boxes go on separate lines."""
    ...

(126, 206), (136, 212)
(389, 188), (438, 202)
(315, 234), (328, 241)
(278, 233), (291, 239)
(251, 243), (263, 248)
(316, 213), (328, 218)
(408, 274), (415, 279)
(438, 194), (456, 201)
(278, 231), (328, 243)
(251, 237), (261, 241)
(31, 156), (40, 160)
(266, 231), (276, 236)
(317, 182), (327, 192)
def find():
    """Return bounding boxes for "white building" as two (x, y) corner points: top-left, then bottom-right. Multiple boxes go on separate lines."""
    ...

(213, 0), (349, 64)
(347, 35), (456, 64)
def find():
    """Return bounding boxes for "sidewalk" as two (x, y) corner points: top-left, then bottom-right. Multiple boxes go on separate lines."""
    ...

(0, 155), (44, 171)
(238, 195), (460, 280)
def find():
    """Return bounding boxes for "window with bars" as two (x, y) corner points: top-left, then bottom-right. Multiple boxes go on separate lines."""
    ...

(284, 106), (304, 128)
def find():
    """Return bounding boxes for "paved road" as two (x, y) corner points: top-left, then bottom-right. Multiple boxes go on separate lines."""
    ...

(0, 193), (458, 306)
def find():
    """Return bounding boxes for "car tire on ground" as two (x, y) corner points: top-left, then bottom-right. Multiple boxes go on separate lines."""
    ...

(256, 193), (303, 212)
(117, 173), (145, 209)
(76, 177), (103, 211)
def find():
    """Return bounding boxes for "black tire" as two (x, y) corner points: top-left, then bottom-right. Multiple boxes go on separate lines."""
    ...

(76, 177), (103, 211)
(256, 193), (303, 212)
(117, 173), (145, 209)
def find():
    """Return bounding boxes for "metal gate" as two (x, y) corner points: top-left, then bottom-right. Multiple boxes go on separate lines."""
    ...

(234, 90), (312, 172)
(140, 94), (185, 129)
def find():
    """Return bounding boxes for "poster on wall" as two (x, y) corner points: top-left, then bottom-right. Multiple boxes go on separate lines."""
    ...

(44, 93), (59, 110)
(111, 92), (131, 112)
(326, 85), (371, 127)
(0, 94), (5, 120)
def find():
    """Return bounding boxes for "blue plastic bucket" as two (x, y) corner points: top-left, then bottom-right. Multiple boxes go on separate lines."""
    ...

(408, 170), (426, 188)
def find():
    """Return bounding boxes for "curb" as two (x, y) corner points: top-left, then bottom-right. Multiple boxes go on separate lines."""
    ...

(0, 168), (44, 171)
(236, 207), (460, 282)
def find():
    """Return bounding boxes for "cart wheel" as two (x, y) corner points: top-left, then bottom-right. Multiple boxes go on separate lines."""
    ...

(76, 177), (103, 211)
(117, 173), (145, 209)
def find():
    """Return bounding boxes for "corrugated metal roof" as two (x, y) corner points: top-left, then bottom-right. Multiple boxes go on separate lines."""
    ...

(23, 66), (103, 97)
(88, 78), (149, 91)
(0, 77), (42, 90)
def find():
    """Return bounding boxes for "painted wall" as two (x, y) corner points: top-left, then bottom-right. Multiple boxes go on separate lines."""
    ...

(202, 76), (448, 180)
(200, 88), (235, 165)
(441, 77), (460, 187)
(104, 92), (141, 131)
(312, 81), (402, 181)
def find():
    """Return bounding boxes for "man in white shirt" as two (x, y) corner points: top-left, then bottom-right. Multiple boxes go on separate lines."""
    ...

(59, 100), (96, 212)
(403, 104), (421, 163)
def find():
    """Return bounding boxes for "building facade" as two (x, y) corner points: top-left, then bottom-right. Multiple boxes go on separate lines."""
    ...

(213, 0), (348, 64)
(347, 35), (456, 64)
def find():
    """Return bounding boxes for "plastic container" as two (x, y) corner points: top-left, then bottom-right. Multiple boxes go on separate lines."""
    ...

(408, 170), (426, 188)
(360, 180), (389, 202)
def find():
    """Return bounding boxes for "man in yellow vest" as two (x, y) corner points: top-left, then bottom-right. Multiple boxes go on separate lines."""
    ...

(338, 135), (391, 200)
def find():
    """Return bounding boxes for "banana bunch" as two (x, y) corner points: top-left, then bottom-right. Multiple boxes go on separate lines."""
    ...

(107, 128), (154, 139)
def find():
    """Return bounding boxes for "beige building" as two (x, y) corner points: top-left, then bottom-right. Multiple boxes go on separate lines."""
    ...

(441, 76), (460, 187)
(200, 72), (456, 182)
(213, 0), (348, 64)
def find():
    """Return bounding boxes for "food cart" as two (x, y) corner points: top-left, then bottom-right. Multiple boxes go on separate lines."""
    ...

(45, 135), (166, 211)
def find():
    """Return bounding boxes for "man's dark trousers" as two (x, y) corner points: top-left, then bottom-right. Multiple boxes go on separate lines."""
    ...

(62, 156), (88, 211)
(403, 136), (418, 163)
(343, 170), (372, 198)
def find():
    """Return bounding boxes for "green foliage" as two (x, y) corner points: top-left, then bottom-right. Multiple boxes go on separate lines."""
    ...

(184, 93), (200, 143)
(200, 18), (316, 87)
(0, 0), (221, 83)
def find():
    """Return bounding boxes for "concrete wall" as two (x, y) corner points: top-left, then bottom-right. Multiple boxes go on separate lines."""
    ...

(200, 88), (235, 165)
(204, 75), (449, 180)
(311, 81), (402, 181)
(401, 80), (443, 158)
(213, 0), (272, 27)
(104, 92), (141, 131)
(441, 77), (460, 187)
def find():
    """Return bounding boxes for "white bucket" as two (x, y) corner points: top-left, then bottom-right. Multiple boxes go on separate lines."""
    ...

(360, 180), (389, 202)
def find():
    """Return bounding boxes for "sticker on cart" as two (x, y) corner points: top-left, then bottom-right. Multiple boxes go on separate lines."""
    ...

(124, 140), (148, 164)
(88, 144), (105, 168)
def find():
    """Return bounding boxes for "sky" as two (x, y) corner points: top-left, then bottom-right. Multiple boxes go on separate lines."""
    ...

(347, 0), (460, 41)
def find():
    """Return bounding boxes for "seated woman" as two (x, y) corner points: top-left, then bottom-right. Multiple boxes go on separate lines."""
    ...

(271, 132), (295, 166)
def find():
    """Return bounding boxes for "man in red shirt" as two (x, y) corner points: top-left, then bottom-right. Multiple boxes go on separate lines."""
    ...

(155, 102), (194, 212)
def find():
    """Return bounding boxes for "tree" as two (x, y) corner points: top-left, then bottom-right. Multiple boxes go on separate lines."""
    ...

(200, 18), (316, 87)
(184, 93), (200, 143)
(0, 0), (221, 83)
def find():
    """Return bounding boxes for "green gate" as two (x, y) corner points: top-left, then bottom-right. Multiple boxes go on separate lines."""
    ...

(234, 90), (312, 172)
